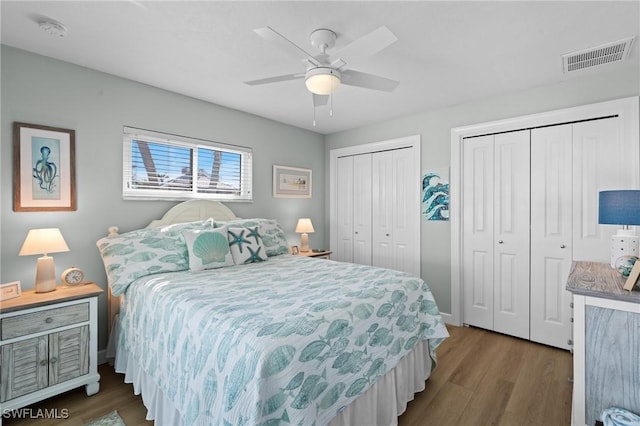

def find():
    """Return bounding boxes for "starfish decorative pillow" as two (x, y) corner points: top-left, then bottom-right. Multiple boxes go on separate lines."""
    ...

(227, 226), (268, 264)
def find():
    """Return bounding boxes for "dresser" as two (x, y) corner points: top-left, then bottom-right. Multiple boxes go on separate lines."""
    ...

(0, 284), (102, 412)
(566, 261), (640, 426)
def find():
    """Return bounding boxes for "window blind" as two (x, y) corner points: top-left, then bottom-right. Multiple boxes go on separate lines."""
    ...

(122, 126), (252, 201)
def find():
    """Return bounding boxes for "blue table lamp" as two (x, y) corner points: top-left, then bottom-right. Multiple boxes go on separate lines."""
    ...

(599, 190), (640, 267)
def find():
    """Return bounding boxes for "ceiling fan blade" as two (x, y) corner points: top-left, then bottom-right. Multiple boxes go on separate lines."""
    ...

(313, 94), (329, 107)
(254, 27), (321, 67)
(244, 73), (304, 86)
(330, 26), (398, 68)
(341, 69), (399, 92)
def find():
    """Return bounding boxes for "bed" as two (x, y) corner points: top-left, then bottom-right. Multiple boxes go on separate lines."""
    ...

(99, 200), (448, 425)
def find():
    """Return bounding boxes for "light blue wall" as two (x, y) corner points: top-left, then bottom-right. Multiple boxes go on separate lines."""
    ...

(3, 44), (638, 349)
(1, 46), (325, 349)
(324, 65), (640, 315)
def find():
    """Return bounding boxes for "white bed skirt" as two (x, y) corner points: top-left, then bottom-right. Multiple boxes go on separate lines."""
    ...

(111, 324), (433, 426)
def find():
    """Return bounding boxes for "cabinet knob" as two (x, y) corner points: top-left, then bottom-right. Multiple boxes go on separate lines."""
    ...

(567, 339), (573, 346)
(386, 233), (390, 237)
(50, 357), (58, 364)
(355, 231), (359, 235)
(45, 317), (53, 324)
(498, 240), (504, 244)
(560, 244), (566, 249)
(40, 360), (47, 366)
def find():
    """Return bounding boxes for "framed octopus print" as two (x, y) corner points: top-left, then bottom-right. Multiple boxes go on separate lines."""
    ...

(13, 122), (76, 211)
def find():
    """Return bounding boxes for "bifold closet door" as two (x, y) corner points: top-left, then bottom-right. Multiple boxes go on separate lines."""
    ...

(531, 117), (629, 349)
(336, 154), (372, 265)
(462, 135), (495, 330)
(571, 118), (632, 262)
(462, 131), (530, 339)
(372, 148), (419, 276)
(353, 154), (373, 266)
(530, 125), (573, 350)
(492, 131), (530, 339)
(336, 156), (355, 262)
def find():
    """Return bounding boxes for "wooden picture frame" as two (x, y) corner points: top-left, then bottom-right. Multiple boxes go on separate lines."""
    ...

(291, 245), (299, 255)
(13, 122), (76, 211)
(0, 281), (22, 301)
(273, 165), (312, 198)
(623, 260), (640, 292)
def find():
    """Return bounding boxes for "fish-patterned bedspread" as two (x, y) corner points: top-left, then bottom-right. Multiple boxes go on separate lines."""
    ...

(118, 255), (449, 425)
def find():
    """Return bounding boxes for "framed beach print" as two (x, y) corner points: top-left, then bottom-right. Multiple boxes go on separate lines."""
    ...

(273, 165), (312, 198)
(13, 122), (76, 211)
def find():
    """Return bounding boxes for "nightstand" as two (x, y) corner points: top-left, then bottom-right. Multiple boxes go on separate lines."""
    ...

(566, 262), (640, 426)
(0, 283), (103, 412)
(298, 250), (332, 259)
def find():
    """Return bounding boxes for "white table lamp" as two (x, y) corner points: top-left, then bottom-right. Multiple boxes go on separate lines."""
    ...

(295, 218), (315, 253)
(19, 228), (70, 293)
(599, 190), (640, 267)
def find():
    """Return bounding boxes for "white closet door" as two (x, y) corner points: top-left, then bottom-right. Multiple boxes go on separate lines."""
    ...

(336, 154), (372, 265)
(462, 135), (495, 330)
(493, 131), (531, 339)
(371, 148), (418, 275)
(572, 118), (632, 262)
(372, 150), (394, 270)
(390, 148), (420, 277)
(336, 156), (354, 263)
(353, 154), (372, 266)
(530, 125), (573, 349)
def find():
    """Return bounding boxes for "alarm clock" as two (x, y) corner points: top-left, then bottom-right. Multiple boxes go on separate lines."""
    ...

(61, 267), (85, 286)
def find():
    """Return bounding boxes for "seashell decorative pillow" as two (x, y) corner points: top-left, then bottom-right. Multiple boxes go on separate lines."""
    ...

(183, 227), (234, 272)
(227, 226), (269, 264)
(96, 218), (214, 295)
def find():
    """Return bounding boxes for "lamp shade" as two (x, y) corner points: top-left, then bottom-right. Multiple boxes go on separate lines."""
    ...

(598, 190), (640, 226)
(295, 218), (315, 234)
(19, 228), (70, 256)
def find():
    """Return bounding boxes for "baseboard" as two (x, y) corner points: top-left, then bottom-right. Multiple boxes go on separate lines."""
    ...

(440, 311), (454, 325)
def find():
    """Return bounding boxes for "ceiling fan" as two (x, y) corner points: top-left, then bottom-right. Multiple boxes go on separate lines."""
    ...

(244, 26), (400, 110)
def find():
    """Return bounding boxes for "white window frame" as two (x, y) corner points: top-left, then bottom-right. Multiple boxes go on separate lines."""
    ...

(123, 126), (252, 201)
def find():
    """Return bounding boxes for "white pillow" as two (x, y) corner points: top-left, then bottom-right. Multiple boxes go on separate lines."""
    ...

(228, 226), (268, 264)
(183, 227), (234, 271)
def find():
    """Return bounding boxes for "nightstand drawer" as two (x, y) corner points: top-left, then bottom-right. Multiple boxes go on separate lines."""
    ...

(2, 303), (89, 340)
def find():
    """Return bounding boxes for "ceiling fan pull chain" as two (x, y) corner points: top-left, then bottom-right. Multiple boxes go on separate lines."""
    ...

(330, 93), (334, 117)
(313, 103), (317, 127)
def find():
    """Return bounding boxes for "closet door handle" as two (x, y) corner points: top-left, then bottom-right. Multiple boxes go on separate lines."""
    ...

(498, 240), (504, 244)
(386, 233), (390, 237)
(560, 244), (566, 248)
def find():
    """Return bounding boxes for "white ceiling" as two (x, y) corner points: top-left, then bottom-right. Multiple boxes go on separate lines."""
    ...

(1, 1), (639, 135)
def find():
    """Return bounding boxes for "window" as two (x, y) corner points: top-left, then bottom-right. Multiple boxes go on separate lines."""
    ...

(123, 127), (252, 201)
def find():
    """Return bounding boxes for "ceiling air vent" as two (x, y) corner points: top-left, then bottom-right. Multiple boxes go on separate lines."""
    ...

(562, 36), (635, 73)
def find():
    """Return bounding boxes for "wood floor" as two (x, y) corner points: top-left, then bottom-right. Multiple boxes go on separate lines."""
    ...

(3, 325), (572, 426)
(399, 325), (573, 426)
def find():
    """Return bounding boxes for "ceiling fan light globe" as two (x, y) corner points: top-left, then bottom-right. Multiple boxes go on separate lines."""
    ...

(305, 68), (341, 95)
